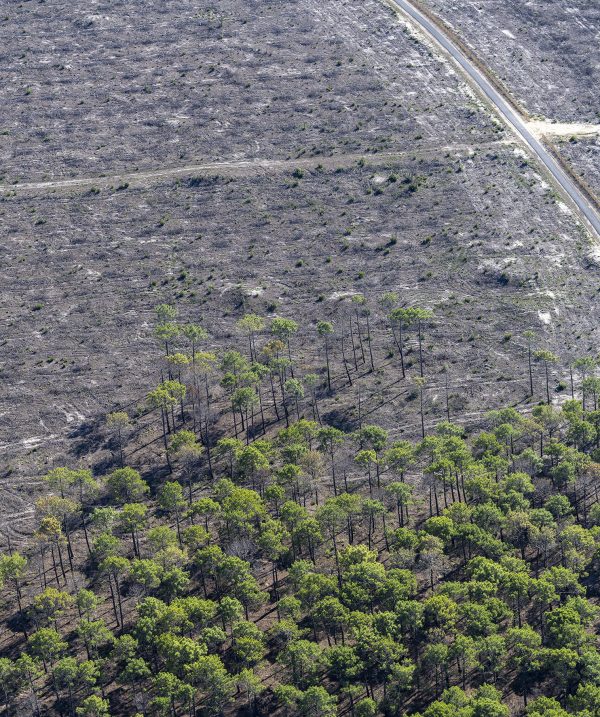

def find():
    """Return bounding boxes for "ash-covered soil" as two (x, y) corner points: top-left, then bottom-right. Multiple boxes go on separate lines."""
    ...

(0, 0), (499, 183)
(3, 147), (599, 542)
(1, 0), (599, 543)
(557, 136), (600, 203)
(420, 0), (600, 123)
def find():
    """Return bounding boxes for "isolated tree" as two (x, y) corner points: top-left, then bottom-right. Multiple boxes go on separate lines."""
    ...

(418, 533), (445, 591)
(389, 307), (433, 378)
(237, 314), (265, 362)
(215, 437), (243, 481)
(582, 375), (600, 412)
(130, 559), (163, 595)
(15, 654), (43, 716)
(317, 321), (334, 392)
(384, 440), (415, 484)
(35, 516), (68, 587)
(284, 378), (305, 422)
(299, 686), (337, 717)
(352, 295), (375, 372)
(186, 654), (234, 715)
(155, 303), (177, 324)
(54, 661), (97, 716)
(574, 357), (597, 409)
(355, 450), (377, 497)
(148, 386), (177, 468)
(232, 386), (259, 441)
(257, 518), (290, 600)
(449, 635), (478, 689)
(167, 352), (191, 395)
(361, 498), (386, 549)
(43, 467), (74, 500)
(181, 323), (209, 356)
(303, 373), (321, 424)
(31, 587), (73, 628)
(415, 377), (427, 438)
(99, 555), (129, 628)
(0, 551), (28, 620)
(163, 379), (187, 425)
(272, 317), (299, 375)
(413, 308), (434, 377)
(523, 331), (536, 397)
(158, 481), (187, 544)
(106, 411), (131, 467)
(534, 350), (559, 404)
(317, 426), (345, 496)
(386, 482), (414, 527)
(389, 307), (409, 377)
(237, 668), (265, 714)
(0, 659), (19, 714)
(355, 424), (388, 487)
(236, 445), (270, 493)
(28, 627), (67, 672)
(278, 639), (324, 688)
(78, 617), (114, 661)
(169, 429), (204, 501)
(316, 501), (346, 578)
(299, 450), (325, 505)
(35, 494), (79, 574)
(65, 469), (99, 554)
(155, 322), (180, 361)
(106, 467), (149, 504)
(505, 625), (542, 706)
(422, 642), (450, 697)
(76, 695), (111, 717)
(154, 304), (178, 359)
(188, 348), (218, 452)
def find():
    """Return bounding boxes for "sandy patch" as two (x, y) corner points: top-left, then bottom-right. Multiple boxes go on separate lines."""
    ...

(527, 120), (600, 138)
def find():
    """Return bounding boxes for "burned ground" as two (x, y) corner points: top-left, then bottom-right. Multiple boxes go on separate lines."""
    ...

(419, 0), (600, 124)
(417, 0), (600, 205)
(0, 0), (498, 182)
(1, 0), (599, 544)
(558, 136), (600, 204)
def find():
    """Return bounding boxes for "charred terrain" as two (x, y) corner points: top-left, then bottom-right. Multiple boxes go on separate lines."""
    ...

(1, 1), (600, 716)
(418, 0), (600, 199)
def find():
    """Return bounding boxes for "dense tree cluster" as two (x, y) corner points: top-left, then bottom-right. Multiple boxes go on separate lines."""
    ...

(2, 304), (600, 717)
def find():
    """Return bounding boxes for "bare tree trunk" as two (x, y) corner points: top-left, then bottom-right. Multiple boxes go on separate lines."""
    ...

(355, 312), (366, 365)
(365, 313), (375, 371)
(269, 373), (280, 420)
(341, 336), (353, 386)
(349, 318), (359, 371)
(399, 321), (406, 378)
(418, 319), (424, 377)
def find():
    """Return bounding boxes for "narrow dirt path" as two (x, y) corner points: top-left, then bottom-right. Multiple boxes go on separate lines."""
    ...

(0, 142), (509, 194)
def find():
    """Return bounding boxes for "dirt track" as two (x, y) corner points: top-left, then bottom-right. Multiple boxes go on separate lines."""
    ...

(0, 143), (509, 193)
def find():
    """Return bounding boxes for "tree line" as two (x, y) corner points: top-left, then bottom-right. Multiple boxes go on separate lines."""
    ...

(1, 302), (600, 717)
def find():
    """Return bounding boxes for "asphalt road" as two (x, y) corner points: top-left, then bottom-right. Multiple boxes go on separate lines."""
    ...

(387, 0), (600, 238)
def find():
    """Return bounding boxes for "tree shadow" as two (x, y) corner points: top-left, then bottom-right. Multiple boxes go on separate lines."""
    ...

(321, 408), (357, 433)
(67, 418), (105, 459)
